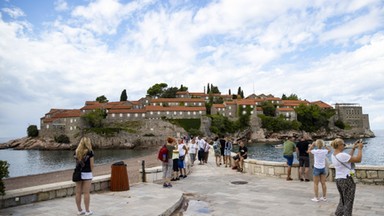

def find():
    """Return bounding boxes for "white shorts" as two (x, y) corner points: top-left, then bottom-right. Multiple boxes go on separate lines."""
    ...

(81, 172), (93, 180)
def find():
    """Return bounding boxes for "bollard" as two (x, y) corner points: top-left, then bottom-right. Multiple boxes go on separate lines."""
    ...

(142, 160), (146, 182)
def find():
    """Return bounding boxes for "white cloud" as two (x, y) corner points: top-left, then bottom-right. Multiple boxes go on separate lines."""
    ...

(1, 0), (384, 138)
(54, 0), (68, 12)
(1, 7), (25, 19)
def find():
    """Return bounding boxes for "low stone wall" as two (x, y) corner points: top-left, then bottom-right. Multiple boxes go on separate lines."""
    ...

(328, 164), (384, 185)
(1, 175), (110, 209)
(244, 159), (384, 185)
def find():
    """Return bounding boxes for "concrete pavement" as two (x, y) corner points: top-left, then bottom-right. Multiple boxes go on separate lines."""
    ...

(1, 155), (383, 216)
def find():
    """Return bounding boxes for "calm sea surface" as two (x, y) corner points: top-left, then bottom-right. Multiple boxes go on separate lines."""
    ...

(1, 129), (383, 178)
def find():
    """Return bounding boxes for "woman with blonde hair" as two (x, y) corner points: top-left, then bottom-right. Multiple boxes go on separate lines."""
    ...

(74, 137), (94, 215)
(331, 138), (363, 216)
(308, 139), (330, 202)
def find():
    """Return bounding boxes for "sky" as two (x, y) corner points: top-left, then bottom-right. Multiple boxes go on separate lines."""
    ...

(0, 0), (383, 139)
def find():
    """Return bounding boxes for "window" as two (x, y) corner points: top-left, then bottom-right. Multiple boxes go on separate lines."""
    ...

(70, 126), (73, 130)
(70, 119), (73, 123)
(157, 111), (160, 115)
(242, 111), (247, 115)
(243, 105), (246, 108)
(229, 106), (231, 109)
(46, 125), (49, 129)
(119, 113), (123, 117)
(112, 113), (115, 118)
(142, 113), (145, 117)
(188, 111), (191, 115)
(135, 113), (138, 117)
(166, 111), (169, 114)
(174, 111), (177, 115)
(229, 112), (232, 116)
(199, 111), (202, 114)
(127, 113), (130, 117)
(193, 111), (196, 115)
(180, 111), (183, 115)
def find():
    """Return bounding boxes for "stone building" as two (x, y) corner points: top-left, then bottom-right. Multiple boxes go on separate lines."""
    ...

(334, 103), (370, 130)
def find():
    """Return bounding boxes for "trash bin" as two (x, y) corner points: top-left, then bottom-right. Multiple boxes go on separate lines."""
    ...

(110, 161), (129, 191)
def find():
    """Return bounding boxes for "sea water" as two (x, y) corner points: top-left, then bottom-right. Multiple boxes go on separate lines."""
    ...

(246, 129), (384, 166)
(1, 130), (383, 177)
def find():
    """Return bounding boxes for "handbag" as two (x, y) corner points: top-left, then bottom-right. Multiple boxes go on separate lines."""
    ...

(72, 154), (89, 182)
(72, 165), (82, 182)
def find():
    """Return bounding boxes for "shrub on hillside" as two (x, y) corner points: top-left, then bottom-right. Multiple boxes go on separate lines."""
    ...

(55, 134), (70, 144)
(0, 160), (9, 195)
(27, 125), (39, 137)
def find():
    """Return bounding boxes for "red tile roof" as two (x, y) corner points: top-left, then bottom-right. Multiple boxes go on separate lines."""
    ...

(150, 98), (205, 103)
(145, 105), (206, 112)
(311, 101), (333, 109)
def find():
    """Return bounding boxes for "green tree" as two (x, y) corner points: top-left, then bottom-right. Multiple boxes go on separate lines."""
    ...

(27, 125), (39, 137)
(179, 84), (188, 92)
(295, 104), (335, 132)
(147, 83), (168, 97)
(334, 119), (345, 129)
(282, 93), (299, 100)
(82, 108), (107, 128)
(207, 83), (210, 94)
(261, 101), (276, 117)
(96, 95), (108, 103)
(54, 134), (70, 144)
(0, 160), (9, 195)
(228, 89), (231, 95)
(120, 89), (128, 101)
(161, 87), (178, 98)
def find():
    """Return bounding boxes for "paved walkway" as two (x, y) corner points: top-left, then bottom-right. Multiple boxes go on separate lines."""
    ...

(1, 156), (383, 216)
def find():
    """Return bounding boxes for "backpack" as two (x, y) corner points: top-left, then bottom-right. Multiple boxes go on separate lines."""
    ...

(157, 145), (168, 162)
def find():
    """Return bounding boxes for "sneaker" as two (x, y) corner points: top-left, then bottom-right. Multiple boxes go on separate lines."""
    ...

(78, 210), (86, 215)
(167, 183), (172, 188)
(286, 177), (293, 181)
(300, 178), (304, 182)
(305, 179), (310, 182)
(179, 175), (183, 178)
(311, 197), (319, 202)
(320, 197), (327, 202)
(85, 211), (93, 216)
(163, 183), (168, 188)
(171, 178), (176, 181)
(183, 175), (187, 178)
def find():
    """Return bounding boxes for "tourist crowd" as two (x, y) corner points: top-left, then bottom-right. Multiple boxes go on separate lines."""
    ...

(159, 134), (364, 216)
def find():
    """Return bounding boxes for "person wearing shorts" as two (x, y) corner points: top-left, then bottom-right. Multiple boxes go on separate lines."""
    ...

(283, 136), (296, 181)
(296, 136), (311, 181)
(308, 139), (331, 202)
(224, 137), (233, 168)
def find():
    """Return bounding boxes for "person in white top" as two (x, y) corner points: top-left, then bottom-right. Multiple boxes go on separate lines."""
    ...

(331, 138), (363, 216)
(178, 138), (188, 178)
(308, 139), (330, 202)
(188, 137), (198, 166)
(197, 137), (206, 165)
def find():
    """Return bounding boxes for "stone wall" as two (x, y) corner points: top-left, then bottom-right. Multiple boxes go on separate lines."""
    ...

(243, 159), (384, 185)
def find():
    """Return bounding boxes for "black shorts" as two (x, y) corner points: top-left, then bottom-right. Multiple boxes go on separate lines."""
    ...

(299, 156), (310, 167)
(173, 159), (179, 171)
